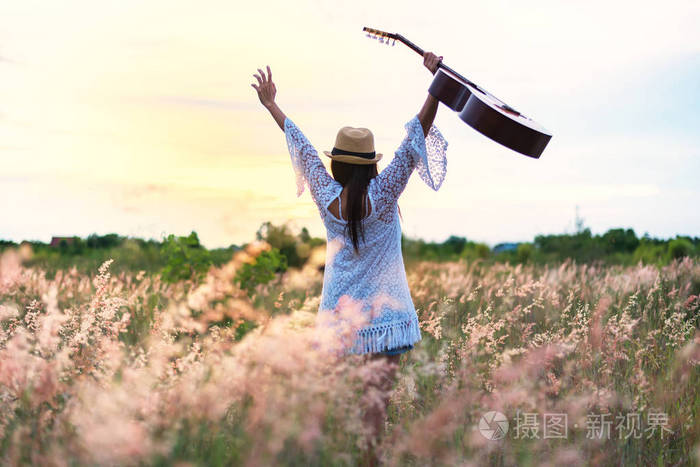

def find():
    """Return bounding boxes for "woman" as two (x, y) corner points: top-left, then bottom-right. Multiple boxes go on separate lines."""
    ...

(251, 52), (447, 464)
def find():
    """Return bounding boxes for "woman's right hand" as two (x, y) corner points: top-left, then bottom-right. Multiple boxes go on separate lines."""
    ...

(423, 52), (442, 75)
(251, 65), (276, 108)
(251, 65), (287, 131)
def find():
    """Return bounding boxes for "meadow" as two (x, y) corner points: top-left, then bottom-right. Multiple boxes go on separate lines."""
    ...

(0, 239), (698, 466)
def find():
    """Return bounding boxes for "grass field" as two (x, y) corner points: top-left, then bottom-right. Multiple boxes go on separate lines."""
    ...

(0, 243), (698, 466)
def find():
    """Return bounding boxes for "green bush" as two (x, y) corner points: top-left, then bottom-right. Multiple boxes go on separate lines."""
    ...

(460, 243), (491, 262)
(668, 238), (693, 260)
(516, 243), (534, 263)
(256, 222), (318, 268)
(234, 248), (288, 296)
(601, 228), (640, 254)
(160, 232), (212, 283)
(475, 243), (490, 260)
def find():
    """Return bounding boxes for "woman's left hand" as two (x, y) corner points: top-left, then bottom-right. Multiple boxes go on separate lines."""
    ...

(423, 52), (443, 75)
(251, 65), (276, 108)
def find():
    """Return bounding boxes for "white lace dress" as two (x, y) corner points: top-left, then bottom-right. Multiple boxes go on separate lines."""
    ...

(284, 115), (448, 354)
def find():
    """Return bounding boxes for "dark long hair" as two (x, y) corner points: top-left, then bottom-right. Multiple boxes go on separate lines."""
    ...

(331, 160), (378, 254)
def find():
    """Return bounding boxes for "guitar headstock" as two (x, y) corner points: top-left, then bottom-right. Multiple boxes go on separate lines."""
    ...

(363, 26), (397, 46)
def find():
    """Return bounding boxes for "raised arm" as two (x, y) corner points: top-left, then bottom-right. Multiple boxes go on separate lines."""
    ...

(250, 65), (341, 209)
(372, 52), (448, 213)
(251, 65), (286, 131)
(417, 52), (442, 137)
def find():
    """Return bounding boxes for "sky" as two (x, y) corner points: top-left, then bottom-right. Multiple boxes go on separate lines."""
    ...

(1, 0), (699, 248)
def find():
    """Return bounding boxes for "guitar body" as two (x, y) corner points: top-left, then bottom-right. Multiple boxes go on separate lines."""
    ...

(364, 27), (553, 158)
(458, 80), (552, 159)
(428, 70), (551, 159)
(428, 69), (471, 111)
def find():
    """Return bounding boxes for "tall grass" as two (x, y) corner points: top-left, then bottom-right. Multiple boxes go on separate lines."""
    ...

(0, 244), (698, 466)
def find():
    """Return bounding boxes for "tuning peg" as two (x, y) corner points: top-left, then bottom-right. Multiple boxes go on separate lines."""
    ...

(379, 37), (384, 43)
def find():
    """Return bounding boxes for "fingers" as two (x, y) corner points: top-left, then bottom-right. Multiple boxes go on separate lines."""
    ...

(423, 52), (442, 71)
(422, 52), (441, 74)
(252, 66), (274, 92)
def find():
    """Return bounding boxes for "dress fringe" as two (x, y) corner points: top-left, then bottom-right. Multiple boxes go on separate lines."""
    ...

(349, 316), (422, 355)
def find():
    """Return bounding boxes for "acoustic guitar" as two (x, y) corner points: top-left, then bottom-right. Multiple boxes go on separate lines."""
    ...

(363, 27), (552, 159)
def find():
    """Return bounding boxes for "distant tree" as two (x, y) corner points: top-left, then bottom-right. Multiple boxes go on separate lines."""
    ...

(601, 228), (639, 254)
(87, 233), (123, 249)
(443, 236), (467, 255)
(160, 231), (212, 283)
(632, 240), (663, 264)
(475, 243), (490, 260)
(0, 240), (17, 251)
(255, 222), (322, 267)
(234, 248), (288, 296)
(535, 228), (609, 263)
(668, 238), (693, 260)
(516, 243), (534, 263)
(70, 237), (86, 255)
(256, 222), (300, 267)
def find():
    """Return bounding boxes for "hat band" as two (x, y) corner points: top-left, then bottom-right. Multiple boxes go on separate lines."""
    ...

(331, 147), (376, 159)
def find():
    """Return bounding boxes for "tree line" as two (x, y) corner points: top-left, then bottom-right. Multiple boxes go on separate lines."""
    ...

(401, 227), (698, 265)
(1, 224), (697, 281)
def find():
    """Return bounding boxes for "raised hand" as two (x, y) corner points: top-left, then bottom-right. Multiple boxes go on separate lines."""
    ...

(418, 52), (442, 136)
(251, 65), (287, 131)
(251, 65), (276, 108)
(423, 52), (443, 75)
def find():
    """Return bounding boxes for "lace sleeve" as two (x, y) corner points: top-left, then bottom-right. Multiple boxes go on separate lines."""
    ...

(373, 116), (448, 209)
(284, 117), (341, 209)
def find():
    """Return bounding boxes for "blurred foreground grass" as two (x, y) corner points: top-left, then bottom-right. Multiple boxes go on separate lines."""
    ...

(0, 240), (698, 466)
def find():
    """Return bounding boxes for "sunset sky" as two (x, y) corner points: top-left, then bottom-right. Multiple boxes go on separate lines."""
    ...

(1, 0), (699, 248)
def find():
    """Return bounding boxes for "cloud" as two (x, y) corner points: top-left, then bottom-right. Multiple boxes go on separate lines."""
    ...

(0, 175), (33, 183)
(0, 55), (18, 64)
(0, 146), (27, 152)
(146, 96), (258, 112)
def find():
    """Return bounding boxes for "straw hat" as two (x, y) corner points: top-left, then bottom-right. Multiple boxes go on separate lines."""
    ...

(323, 126), (383, 165)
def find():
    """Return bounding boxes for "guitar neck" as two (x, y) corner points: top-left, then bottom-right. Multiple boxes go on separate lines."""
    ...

(394, 33), (478, 89)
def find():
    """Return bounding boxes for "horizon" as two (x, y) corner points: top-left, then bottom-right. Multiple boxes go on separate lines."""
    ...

(2, 1), (699, 248)
(3, 220), (693, 251)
